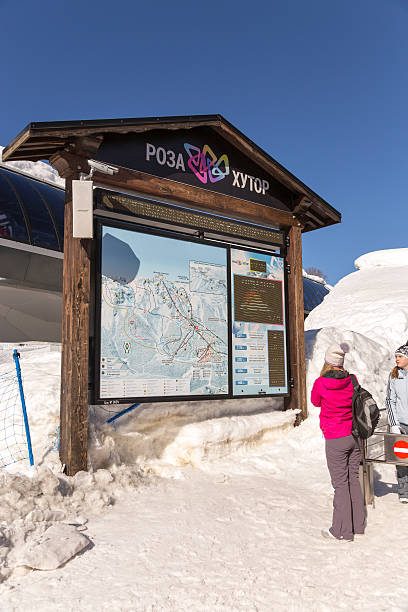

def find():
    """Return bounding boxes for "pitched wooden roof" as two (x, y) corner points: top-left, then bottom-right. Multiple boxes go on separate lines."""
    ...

(2, 114), (341, 232)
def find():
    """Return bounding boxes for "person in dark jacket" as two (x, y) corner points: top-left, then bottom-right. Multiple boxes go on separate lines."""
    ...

(311, 343), (365, 542)
(386, 340), (408, 503)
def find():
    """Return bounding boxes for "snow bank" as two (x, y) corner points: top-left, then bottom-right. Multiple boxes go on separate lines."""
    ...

(355, 248), (408, 270)
(1, 247), (407, 589)
(0, 342), (295, 582)
(0, 343), (294, 475)
(14, 523), (90, 571)
(0, 461), (145, 581)
(0, 325), (391, 582)
(305, 327), (392, 413)
(89, 401), (297, 473)
(0, 344), (146, 582)
(0, 145), (64, 188)
(305, 249), (408, 351)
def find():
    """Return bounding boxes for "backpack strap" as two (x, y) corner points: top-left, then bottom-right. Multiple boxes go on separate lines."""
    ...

(350, 374), (358, 389)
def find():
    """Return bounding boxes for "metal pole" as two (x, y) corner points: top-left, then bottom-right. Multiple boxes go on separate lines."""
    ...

(13, 350), (34, 466)
(107, 403), (140, 424)
(361, 438), (375, 508)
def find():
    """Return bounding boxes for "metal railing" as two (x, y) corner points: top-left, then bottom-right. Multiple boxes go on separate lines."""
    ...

(361, 422), (408, 506)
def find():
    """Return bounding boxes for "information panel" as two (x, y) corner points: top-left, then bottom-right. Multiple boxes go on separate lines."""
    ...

(231, 248), (287, 395)
(99, 226), (229, 400)
(96, 189), (284, 247)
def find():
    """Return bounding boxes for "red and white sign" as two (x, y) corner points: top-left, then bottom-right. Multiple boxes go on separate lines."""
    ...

(393, 440), (408, 460)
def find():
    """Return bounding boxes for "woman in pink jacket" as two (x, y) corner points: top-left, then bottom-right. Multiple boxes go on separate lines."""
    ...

(311, 343), (365, 542)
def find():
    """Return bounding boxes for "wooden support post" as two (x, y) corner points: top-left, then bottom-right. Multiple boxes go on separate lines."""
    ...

(284, 225), (307, 422)
(59, 178), (92, 475)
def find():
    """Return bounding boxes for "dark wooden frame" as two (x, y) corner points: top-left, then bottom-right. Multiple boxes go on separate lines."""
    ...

(62, 163), (307, 474)
(2, 114), (332, 475)
(59, 177), (91, 475)
(63, 160), (307, 474)
(93, 187), (286, 249)
(93, 215), (289, 405)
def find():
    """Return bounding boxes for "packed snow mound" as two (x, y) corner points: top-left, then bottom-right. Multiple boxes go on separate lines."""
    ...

(0, 146), (64, 188)
(355, 248), (408, 270)
(89, 401), (297, 473)
(14, 523), (90, 571)
(305, 250), (408, 352)
(0, 344), (145, 582)
(0, 344), (295, 478)
(0, 343), (296, 582)
(305, 327), (392, 413)
(0, 326), (394, 585)
(0, 463), (145, 582)
(0, 251), (402, 585)
(1, 249), (407, 600)
(0, 345), (62, 471)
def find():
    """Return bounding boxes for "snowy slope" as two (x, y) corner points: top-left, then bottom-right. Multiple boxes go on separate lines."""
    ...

(305, 249), (408, 352)
(355, 248), (408, 270)
(1, 249), (408, 610)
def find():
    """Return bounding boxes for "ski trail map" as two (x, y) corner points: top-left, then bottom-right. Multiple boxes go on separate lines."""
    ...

(99, 227), (228, 400)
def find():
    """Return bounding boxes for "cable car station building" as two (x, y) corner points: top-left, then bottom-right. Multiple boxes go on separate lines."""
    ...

(3, 115), (341, 475)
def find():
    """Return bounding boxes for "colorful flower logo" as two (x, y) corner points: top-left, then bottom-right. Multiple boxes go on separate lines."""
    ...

(184, 143), (230, 184)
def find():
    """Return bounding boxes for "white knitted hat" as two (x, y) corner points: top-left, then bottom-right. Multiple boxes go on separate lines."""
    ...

(395, 340), (408, 359)
(325, 343), (349, 367)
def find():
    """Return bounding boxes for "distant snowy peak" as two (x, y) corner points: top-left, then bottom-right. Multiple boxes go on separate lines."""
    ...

(0, 145), (65, 188)
(355, 249), (408, 270)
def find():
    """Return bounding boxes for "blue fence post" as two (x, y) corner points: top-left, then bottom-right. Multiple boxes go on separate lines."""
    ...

(13, 350), (34, 466)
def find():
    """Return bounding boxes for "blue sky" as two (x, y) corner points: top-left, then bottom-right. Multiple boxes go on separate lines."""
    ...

(1, 0), (406, 283)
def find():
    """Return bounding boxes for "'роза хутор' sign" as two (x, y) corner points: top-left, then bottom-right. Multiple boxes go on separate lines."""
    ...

(95, 128), (292, 211)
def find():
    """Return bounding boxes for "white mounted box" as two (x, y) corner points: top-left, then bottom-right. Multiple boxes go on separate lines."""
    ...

(72, 180), (93, 238)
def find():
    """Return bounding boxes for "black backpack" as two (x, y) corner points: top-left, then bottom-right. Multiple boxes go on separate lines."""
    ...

(350, 374), (380, 439)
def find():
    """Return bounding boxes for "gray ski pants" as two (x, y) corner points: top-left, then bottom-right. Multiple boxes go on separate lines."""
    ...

(397, 424), (408, 500)
(325, 435), (365, 540)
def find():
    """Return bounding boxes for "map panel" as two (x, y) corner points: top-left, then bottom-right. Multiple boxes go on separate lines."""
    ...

(99, 227), (229, 399)
(189, 261), (227, 294)
(231, 248), (288, 396)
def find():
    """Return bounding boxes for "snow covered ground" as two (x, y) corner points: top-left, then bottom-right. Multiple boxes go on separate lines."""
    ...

(305, 248), (408, 352)
(0, 250), (407, 611)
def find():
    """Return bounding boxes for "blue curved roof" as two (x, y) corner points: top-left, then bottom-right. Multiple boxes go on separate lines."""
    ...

(303, 276), (329, 312)
(0, 166), (64, 252)
(0, 167), (329, 312)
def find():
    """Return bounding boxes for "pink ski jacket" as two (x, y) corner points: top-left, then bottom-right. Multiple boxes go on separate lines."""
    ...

(311, 371), (356, 439)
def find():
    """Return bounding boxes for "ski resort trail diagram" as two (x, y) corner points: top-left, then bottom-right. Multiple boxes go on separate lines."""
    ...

(231, 248), (287, 396)
(99, 227), (228, 399)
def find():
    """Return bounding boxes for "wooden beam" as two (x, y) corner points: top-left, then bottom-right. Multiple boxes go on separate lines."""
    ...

(1, 126), (32, 161)
(16, 142), (64, 151)
(59, 176), (91, 475)
(2, 118), (221, 161)
(284, 225), (307, 422)
(50, 152), (299, 231)
(96, 169), (300, 230)
(1, 153), (52, 161)
(22, 136), (66, 145)
(3, 117), (341, 229)
(5, 149), (61, 159)
(292, 196), (313, 216)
